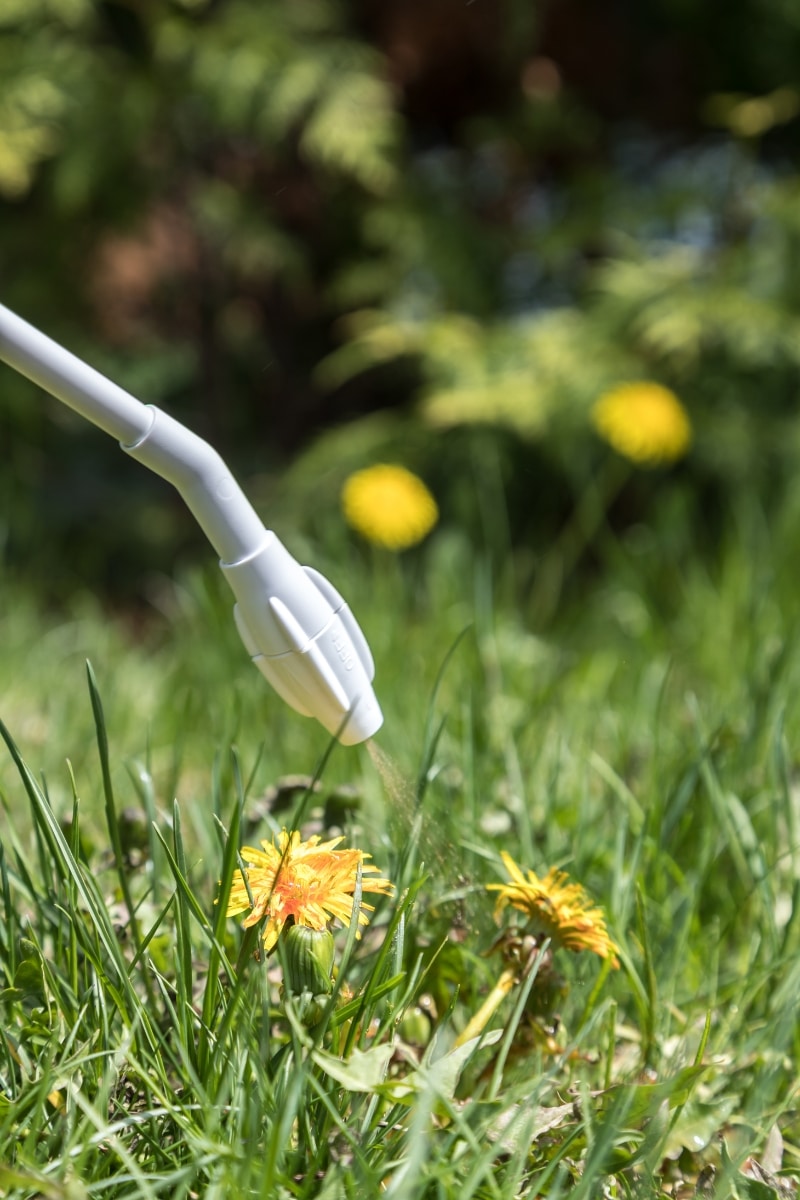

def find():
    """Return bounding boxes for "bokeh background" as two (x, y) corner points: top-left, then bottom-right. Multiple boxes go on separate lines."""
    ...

(3, 0), (800, 605)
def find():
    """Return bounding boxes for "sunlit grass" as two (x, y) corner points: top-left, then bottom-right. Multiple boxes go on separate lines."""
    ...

(1, 497), (799, 1197)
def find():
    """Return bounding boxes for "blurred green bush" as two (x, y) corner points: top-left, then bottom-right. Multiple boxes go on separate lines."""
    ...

(3, 0), (800, 601)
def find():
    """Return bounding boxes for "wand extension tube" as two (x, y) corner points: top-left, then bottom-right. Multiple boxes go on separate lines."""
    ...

(0, 303), (383, 745)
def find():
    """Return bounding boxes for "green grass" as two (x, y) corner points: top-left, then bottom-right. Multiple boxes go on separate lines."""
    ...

(1, 494), (799, 1199)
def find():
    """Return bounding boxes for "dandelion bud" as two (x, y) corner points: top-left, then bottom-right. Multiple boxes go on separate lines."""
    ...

(280, 925), (335, 1025)
(397, 1005), (432, 1048)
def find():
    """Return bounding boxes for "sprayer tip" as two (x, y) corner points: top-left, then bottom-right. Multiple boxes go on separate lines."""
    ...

(337, 693), (384, 746)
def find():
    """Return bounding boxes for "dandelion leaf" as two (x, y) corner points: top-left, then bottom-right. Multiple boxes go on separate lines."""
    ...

(385, 1028), (503, 1106)
(312, 1042), (395, 1092)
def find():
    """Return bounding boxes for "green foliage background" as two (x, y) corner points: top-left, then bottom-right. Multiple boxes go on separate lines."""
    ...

(4, 0), (800, 599)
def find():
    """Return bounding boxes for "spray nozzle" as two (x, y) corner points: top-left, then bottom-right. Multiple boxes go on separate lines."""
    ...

(0, 303), (383, 745)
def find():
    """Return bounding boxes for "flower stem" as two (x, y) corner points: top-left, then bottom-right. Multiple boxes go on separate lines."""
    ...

(452, 966), (518, 1049)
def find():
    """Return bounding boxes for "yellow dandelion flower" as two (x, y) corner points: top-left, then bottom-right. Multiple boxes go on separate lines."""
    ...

(487, 851), (619, 967)
(226, 828), (393, 952)
(592, 381), (692, 466)
(341, 464), (438, 550)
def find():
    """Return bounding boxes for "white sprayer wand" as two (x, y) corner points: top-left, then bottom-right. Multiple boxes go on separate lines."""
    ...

(0, 303), (382, 745)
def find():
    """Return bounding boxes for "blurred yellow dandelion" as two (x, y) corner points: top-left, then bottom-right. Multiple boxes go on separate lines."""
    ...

(592, 381), (691, 466)
(227, 828), (393, 952)
(341, 464), (438, 550)
(487, 851), (619, 966)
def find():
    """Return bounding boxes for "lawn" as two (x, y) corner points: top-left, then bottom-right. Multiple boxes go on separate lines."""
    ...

(1, 476), (798, 1199)
(3, 0), (800, 1194)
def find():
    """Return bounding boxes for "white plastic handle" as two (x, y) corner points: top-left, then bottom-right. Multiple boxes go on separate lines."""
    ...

(0, 303), (383, 745)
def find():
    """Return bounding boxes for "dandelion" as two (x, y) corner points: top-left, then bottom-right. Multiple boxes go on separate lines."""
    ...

(487, 851), (619, 967)
(341, 464), (438, 550)
(226, 828), (393, 952)
(592, 381), (691, 466)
